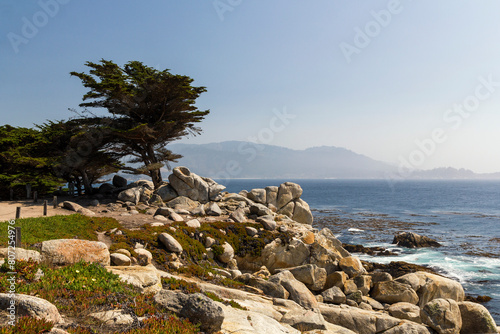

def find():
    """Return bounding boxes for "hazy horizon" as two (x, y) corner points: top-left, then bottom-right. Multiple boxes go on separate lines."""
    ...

(2, 1), (500, 173)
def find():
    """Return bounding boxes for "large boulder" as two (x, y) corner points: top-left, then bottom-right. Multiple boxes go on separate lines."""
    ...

(292, 198), (313, 225)
(0, 248), (41, 262)
(319, 303), (431, 334)
(315, 228), (350, 258)
(278, 264), (327, 291)
(265, 186), (278, 208)
(247, 188), (267, 204)
(107, 265), (162, 294)
(280, 308), (327, 331)
(206, 202), (222, 216)
(458, 301), (498, 334)
(217, 242), (234, 264)
(421, 298), (462, 334)
(168, 167), (224, 203)
(269, 270), (318, 310)
(158, 233), (183, 253)
(388, 302), (422, 323)
(41, 239), (110, 266)
(156, 183), (178, 202)
(238, 238), (310, 273)
(0, 293), (62, 324)
(393, 232), (441, 248)
(396, 272), (465, 307)
(89, 310), (134, 326)
(229, 207), (246, 223)
(112, 174), (128, 188)
(321, 286), (346, 304)
(218, 303), (298, 334)
(203, 177), (226, 201)
(276, 182), (303, 210)
(371, 280), (419, 305)
(117, 187), (142, 205)
(237, 274), (289, 299)
(339, 256), (365, 278)
(62, 201), (83, 212)
(154, 290), (224, 333)
(257, 215), (277, 231)
(110, 253), (131, 266)
(165, 196), (200, 211)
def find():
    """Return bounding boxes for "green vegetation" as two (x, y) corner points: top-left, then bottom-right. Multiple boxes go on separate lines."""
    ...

(0, 260), (199, 334)
(0, 214), (121, 247)
(203, 291), (248, 311)
(0, 316), (54, 334)
(161, 277), (201, 294)
(109, 220), (291, 283)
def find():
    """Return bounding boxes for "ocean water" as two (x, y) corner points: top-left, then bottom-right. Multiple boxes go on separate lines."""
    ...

(217, 179), (500, 323)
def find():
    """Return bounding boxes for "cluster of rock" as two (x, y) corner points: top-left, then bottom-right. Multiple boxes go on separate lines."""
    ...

(2, 225), (499, 334)
(107, 166), (314, 227)
(1, 169), (499, 334)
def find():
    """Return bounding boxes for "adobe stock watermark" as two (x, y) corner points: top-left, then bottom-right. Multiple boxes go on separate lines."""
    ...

(7, 0), (71, 54)
(5, 219), (18, 326)
(339, 0), (409, 64)
(213, 107), (296, 182)
(386, 74), (500, 189)
(213, 0), (242, 21)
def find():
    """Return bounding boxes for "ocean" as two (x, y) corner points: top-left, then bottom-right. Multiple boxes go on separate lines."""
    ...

(217, 178), (500, 323)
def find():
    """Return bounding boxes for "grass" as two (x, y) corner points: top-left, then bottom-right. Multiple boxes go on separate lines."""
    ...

(0, 214), (121, 247)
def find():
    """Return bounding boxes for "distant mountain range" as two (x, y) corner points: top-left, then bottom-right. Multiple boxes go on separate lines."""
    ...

(161, 141), (500, 180)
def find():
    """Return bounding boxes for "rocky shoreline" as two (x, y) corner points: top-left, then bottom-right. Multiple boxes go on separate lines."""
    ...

(1, 167), (499, 333)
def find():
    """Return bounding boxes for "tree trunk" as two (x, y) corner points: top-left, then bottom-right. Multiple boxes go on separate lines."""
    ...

(80, 170), (93, 195)
(146, 145), (163, 189)
(75, 177), (82, 196)
(150, 168), (162, 190)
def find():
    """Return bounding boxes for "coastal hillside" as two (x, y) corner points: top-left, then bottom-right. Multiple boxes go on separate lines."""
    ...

(167, 141), (500, 180)
(168, 141), (395, 179)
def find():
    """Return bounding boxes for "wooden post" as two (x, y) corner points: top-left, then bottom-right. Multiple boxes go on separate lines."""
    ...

(43, 200), (48, 216)
(9, 188), (13, 201)
(14, 227), (21, 248)
(26, 184), (31, 199)
(53, 196), (58, 208)
(16, 207), (21, 219)
(33, 191), (38, 203)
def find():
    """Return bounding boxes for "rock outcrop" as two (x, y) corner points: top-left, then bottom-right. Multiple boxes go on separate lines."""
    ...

(168, 166), (225, 203)
(154, 290), (224, 333)
(421, 298), (462, 334)
(0, 293), (63, 324)
(41, 239), (110, 266)
(393, 232), (441, 248)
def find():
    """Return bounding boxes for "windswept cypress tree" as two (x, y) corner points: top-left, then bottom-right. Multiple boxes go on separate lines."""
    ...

(70, 60), (209, 189)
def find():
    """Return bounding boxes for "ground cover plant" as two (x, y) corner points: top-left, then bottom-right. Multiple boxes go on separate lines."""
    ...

(0, 214), (121, 248)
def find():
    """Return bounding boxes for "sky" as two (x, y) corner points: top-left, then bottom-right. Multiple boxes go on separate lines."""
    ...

(1, 1), (500, 173)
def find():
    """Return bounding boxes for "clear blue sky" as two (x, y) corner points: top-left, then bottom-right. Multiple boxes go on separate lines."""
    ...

(2, 1), (500, 173)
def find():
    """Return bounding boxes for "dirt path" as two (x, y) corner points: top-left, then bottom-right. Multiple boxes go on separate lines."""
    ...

(0, 199), (75, 221)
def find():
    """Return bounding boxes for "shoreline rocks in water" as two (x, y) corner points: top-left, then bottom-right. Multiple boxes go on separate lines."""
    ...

(393, 231), (441, 248)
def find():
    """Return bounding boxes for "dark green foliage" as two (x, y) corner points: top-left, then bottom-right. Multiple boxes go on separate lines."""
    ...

(123, 315), (199, 334)
(203, 291), (248, 310)
(70, 59), (209, 188)
(0, 125), (64, 199)
(161, 277), (201, 294)
(0, 120), (122, 198)
(0, 214), (121, 247)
